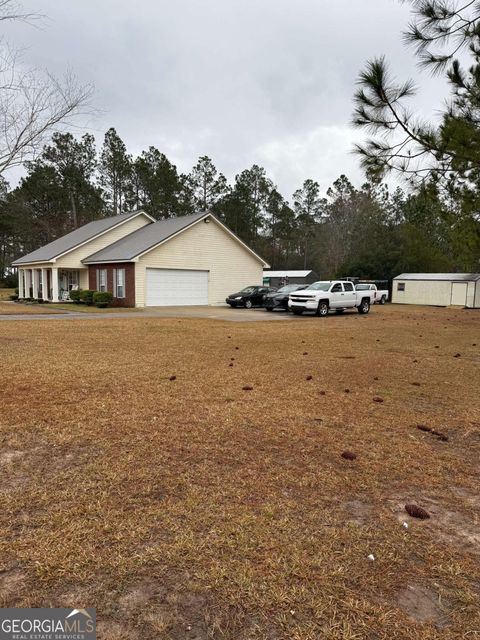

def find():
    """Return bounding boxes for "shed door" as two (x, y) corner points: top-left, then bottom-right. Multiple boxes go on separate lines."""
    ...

(450, 282), (467, 306)
(145, 268), (208, 306)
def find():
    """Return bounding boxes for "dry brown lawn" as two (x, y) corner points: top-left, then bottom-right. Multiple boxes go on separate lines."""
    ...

(0, 305), (479, 639)
(0, 302), (66, 315)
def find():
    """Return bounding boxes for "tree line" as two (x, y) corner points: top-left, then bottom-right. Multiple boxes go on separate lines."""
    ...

(0, 0), (479, 285)
(0, 125), (478, 285)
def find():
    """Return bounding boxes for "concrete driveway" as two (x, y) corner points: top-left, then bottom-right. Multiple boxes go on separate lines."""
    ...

(0, 304), (297, 322)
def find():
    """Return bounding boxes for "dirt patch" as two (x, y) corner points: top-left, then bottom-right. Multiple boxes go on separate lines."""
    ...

(396, 584), (450, 628)
(118, 580), (166, 612)
(0, 569), (26, 605)
(389, 495), (480, 555)
(343, 499), (373, 525)
(0, 450), (25, 465)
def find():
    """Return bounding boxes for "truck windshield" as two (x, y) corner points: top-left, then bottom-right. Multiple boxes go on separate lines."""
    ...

(306, 282), (331, 291)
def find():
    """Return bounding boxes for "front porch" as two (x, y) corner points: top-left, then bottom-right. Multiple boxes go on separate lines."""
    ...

(17, 267), (87, 302)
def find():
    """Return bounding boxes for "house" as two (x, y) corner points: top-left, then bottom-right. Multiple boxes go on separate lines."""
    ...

(262, 270), (318, 288)
(12, 211), (269, 307)
(392, 273), (480, 308)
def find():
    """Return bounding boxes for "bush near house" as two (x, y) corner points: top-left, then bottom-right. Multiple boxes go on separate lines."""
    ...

(79, 289), (95, 305)
(69, 289), (82, 303)
(93, 291), (113, 308)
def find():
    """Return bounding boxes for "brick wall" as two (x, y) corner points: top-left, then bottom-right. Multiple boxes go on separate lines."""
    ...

(88, 263), (135, 307)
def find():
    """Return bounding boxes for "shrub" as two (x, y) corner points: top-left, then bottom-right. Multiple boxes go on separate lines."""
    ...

(9, 294), (18, 301)
(69, 289), (82, 303)
(93, 291), (113, 308)
(79, 289), (95, 305)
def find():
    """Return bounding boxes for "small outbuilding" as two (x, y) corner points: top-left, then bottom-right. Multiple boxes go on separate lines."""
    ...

(392, 273), (480, 308)
(262, 270), (318, 289)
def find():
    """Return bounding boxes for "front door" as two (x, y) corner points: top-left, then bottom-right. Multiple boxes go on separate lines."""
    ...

(342, 281), (356, 306)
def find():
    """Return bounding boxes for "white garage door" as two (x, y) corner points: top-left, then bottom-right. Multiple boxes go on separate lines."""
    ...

(145, 268), (209, 306)
(450, 282), (467, 306)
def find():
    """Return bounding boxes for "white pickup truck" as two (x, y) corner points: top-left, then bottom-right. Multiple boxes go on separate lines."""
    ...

(355, 283), (389, 305)
(288, 280), (374, 316)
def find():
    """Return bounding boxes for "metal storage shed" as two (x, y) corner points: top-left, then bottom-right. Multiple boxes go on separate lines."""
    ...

(392, 273), (480, 308)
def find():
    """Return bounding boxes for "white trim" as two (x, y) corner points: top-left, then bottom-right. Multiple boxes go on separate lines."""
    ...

(135, 213), (270, 266)
(18, 268), (24, 298)
(53, 211), (155, 261)
(12, 211), (155, 266)
(52, 268), (59, 302)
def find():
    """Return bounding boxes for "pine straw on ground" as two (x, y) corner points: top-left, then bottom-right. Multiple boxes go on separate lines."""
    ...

(0, 305), (479, 639)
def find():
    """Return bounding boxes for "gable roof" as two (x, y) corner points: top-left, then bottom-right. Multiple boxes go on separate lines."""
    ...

(12, 210), (154, 266)
(82, 211), (269, 266)
(394, 273), (480, 282)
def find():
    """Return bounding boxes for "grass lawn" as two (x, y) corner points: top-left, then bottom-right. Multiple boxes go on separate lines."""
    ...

(0, 301), (142, 315)
(0, 288), (15, 301)
(0, 301), (66, 315)
(0, 306), (479, 639)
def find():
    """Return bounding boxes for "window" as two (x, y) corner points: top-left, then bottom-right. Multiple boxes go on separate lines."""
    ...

(97, 269), (107, 292)
(343, 282), (354, 292)
(397, 282), (405, 292)
(331, 283), (343, 293)
(114, 268), (125, 298)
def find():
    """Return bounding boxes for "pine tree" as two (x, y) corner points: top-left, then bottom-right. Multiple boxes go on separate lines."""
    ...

(98, 128), (132, 215)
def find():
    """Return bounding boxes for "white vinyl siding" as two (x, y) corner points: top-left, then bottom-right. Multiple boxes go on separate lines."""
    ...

(55, 214), (151, 270)
(146, 269), (208, 306)
(134, 218), (264, 307)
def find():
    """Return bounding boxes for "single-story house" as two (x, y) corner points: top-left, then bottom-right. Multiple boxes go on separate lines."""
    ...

(12, 210), (269, 307)
(262, 270), (318, 288)
(392, 273), (480, 308)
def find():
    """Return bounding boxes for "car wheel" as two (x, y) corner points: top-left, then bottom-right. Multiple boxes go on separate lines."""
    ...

(244, 299), (253, 309)
(292, 309), (304, 315)
(358, 299), (370, 314)
(380, 295), (386, 305)
(317, 301), (329, 317)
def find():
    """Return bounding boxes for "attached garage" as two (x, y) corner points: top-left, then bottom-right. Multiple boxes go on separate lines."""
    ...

(83, 212), (268, 307)
(145, 268), (209, 306)
(392, 273), (480, 308)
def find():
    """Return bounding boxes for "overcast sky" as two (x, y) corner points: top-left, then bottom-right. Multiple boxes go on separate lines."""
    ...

(5, 0), (450, 198)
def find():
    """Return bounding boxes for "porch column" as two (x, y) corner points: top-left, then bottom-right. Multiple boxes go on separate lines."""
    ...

(18, 269), (24, 299)
(25, 269), (32, 298)
(31, 269), (39, 299)
(41, 268), (49, 300)
(51, 267), (59, 302)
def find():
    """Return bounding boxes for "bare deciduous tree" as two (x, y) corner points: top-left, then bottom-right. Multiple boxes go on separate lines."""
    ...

(0, 0), (93, 175)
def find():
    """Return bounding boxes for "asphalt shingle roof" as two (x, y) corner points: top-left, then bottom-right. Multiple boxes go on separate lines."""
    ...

(82, 211), (210, 263)
(12, 210), (150, 266)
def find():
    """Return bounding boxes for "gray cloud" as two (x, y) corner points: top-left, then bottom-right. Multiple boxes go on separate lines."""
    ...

(5, 0), (451, 198)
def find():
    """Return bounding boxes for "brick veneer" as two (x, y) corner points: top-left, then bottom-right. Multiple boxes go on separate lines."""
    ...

(88, 263), (135, 307)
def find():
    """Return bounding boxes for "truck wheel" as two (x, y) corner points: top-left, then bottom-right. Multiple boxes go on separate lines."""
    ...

(317, 301), (329, 317)
(358, 299), (370, 314)
(380, 295), (386, 305)
(292, 308), (304, 315)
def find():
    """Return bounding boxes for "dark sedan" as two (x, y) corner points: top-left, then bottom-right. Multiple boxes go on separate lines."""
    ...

(226, 286), (275, 308)
(263, 284), (307, 311)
